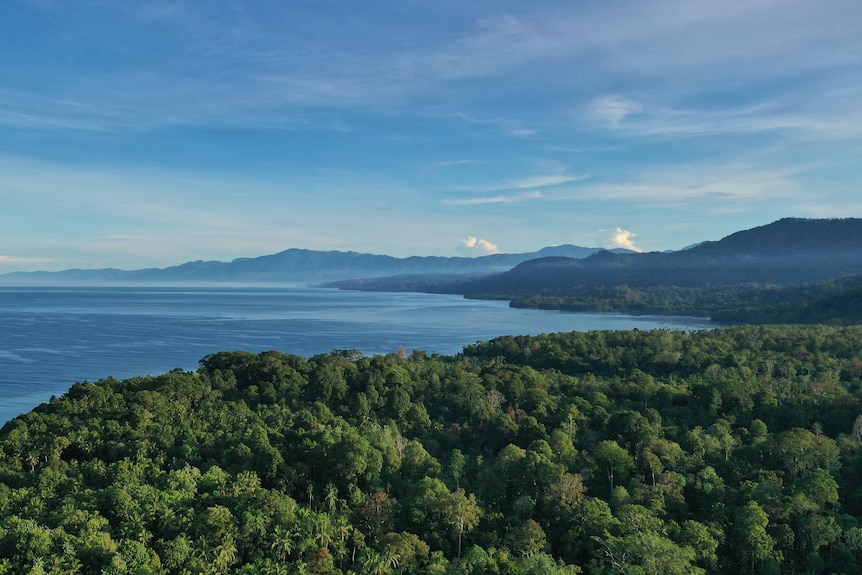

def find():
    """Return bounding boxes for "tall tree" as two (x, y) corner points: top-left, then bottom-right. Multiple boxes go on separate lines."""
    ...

(733, 501), (776, 574)
(442, 489), (482, 558)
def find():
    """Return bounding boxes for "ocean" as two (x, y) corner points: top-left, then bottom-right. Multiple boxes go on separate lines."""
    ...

(0, 286), (715, 425)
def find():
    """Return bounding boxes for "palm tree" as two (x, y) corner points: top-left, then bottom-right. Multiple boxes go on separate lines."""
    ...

(324, 483), (340, 513)
(312, 512), (334, 549)
(271, 526), (294, 561)
(359, 548), (400, 575)
(332, 516), (353, 569)
(210, 541), (238, 575)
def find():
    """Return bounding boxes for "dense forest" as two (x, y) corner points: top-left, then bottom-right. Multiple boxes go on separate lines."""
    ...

(3, 326), (862, 574)
(507, 275), (862, 324)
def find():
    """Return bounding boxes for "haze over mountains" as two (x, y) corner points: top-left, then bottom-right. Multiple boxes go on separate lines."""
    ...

(319, 218), (862, 325)
(3, 219), (860, 295)
(0, 244), (617, 285)
(440, 217), (862, 297)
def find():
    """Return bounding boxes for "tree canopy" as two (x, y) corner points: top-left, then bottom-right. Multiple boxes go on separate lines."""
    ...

(3, 325), (862, 573)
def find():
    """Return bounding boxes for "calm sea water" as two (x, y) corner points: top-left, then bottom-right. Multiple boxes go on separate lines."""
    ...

(0, 286), (715, 425)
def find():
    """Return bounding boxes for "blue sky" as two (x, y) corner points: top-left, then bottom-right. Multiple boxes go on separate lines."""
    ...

(2, 0), (862, 272)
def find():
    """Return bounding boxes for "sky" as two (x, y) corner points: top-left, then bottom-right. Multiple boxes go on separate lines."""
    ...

(2, 0), (862, 272)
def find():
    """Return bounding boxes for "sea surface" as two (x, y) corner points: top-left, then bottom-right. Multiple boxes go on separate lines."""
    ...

(0, 286), (716, 425)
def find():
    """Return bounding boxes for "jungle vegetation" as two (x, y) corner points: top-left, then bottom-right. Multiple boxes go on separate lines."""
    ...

(507, 276), (862, 325)
(3, 325), (862, 574)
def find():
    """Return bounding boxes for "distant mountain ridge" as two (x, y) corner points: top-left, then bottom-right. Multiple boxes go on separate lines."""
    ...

(443, 218), (862, 297)
(0, 244), (622, 284)
(6, 218), (859, 292)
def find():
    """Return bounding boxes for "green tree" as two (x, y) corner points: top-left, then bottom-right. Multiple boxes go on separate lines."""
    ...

(774, 428), (840, 479)
(507, 519), (547, 558)
(442, 489), (482, 558)
(448, 449), (466, 491)
(593, 440), (635, 492)
(596, 505), (704, 575)
(733, 501), (776, 574)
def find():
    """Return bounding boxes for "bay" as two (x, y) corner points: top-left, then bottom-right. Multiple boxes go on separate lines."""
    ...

(0, 286), (715, 425)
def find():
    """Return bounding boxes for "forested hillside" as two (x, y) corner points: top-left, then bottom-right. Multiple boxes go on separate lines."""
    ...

(3, 326), (862, 574)
(714, 285), (862, 325)
(438, 219), (862, 319)
(507, 275), (862, 322)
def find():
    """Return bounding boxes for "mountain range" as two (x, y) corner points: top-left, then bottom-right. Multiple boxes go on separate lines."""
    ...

(4, 218), (861, 299)
(318, 218), (862, 325)
(436, 217), (862, 298)
(0, 244), (619, 285)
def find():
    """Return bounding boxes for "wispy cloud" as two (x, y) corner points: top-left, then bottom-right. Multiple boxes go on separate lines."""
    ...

(551, 157), (811, 205)
(587, 96), (862, 142)
(4, 1), (861, 134)
(420, 159), (488, 174)
(450, 172), (587, 194)
(432, 159), (486, 168)
(0, 255), (45, 266)
(508, 175), (582, 189)
(444, 191), (543, 206)
(587, 95), (641, 126)
(0, 153), (510, 267)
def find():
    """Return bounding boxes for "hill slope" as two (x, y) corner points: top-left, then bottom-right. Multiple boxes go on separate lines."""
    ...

(446, 218), (862, 297)
(715, 283), (862, 324)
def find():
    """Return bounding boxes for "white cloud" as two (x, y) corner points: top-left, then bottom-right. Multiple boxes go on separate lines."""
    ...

(4, 1), (861, 137)
(0, 255), (44, 266)
(420, 159), (488, 174)
(432, 159), (485, 168)
(508, 128), (537, 138)
(606, 228), (643, 252)
(508, 175), (581, 190)
(591, 98), (862, 142)
(553, 158), (810, 205)
(587, 95), (642, 126)
(446, 172), (588, 199)
(460, 236), (501, 255)
(444, 191), (543, 206)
